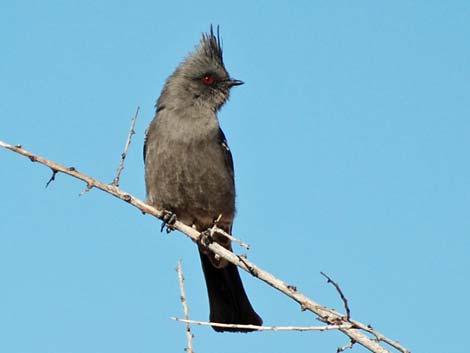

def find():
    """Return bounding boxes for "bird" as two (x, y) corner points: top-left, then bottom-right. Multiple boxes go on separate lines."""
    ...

(144, 26), (262, 332)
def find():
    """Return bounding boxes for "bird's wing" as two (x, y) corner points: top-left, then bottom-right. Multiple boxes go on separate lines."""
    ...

(218, 128), (234, 180)
(143, 127), (149, 163)
(144, 106), (166, 163)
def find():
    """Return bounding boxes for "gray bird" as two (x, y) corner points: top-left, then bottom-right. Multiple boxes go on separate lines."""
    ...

(144, 26), (262, 332)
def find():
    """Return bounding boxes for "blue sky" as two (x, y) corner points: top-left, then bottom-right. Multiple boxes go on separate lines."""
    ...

(1, 1), (469, 353)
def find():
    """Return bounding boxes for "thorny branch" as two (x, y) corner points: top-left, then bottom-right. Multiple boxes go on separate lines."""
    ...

(113, 107), (139, 187)
(173, 263), (353, 334)
(0, 138), (410, 353)
(176, 261), (194, 353)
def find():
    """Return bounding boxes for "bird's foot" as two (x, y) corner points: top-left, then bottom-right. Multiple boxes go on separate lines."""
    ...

(198, 228), (229, 268)
(160, 210), (177, 233)
(198, 229), (213, 247)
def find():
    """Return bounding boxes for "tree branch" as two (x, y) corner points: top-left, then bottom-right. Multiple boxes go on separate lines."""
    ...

(176, 260), (194, 353)
(113, 107), (139, 187)
(0, 139), (410, 353)
(320, 271), (351, 320)
(171, 317), (353, 332)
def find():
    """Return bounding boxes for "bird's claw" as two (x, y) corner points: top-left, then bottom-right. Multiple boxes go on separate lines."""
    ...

(199, 229), (213, 247)
(161, 210), (177, 233)
(198, 228), (228, 268)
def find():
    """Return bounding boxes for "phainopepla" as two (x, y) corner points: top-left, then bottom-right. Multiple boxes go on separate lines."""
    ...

(144, 26), (262, 332)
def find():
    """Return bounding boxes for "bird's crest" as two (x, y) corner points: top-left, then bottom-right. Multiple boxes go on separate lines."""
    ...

(199, 25), (224, 66)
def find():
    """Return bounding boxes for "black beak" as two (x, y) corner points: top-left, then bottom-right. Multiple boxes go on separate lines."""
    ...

(227, 79), (244, 87)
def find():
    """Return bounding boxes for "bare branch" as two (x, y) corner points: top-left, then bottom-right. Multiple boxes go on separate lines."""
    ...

(0, 138), (410, 353)
(320, 271), (351, 320)
(349, 321), (410, 353)
(176, 261), (194, 353)
(171, 318), (353, 332)
(0, 140), (165, 219)
(113, 107), (139, 187)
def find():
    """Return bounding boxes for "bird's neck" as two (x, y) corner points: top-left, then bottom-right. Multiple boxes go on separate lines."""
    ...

(158, 105), (220, 143)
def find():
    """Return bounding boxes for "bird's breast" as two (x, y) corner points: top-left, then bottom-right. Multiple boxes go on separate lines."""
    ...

(145, 113), (235, 227)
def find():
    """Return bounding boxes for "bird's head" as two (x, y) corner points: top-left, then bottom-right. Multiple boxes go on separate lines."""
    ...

(159, 26), (243, 112)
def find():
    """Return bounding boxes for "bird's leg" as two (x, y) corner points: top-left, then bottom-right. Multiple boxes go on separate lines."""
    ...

(160, 210), (177, 233)
(198, 218), (227, 248)
(198, 222), (231, 268)
(198, 228), (213, 247)
(198, 228), (226, 268)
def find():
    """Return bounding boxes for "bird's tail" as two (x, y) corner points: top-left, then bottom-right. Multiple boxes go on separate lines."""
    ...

(198, 249), (263, 332)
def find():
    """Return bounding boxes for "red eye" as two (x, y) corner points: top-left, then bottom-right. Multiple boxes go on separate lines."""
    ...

(202, 75), (215, 85)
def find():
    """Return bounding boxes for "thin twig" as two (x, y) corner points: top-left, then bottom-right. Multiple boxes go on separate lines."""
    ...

(0, 138), (411, 353)
(176, 261), (194, 353)
(79, 183), (93, 196)
(113, 107), (139, 187)
(320, 272), (351, 320)
(171, 317), (353, 332)
(209, 224), (250, 250)
(45, 168), (58, 188)
(337, 340), (355, 353)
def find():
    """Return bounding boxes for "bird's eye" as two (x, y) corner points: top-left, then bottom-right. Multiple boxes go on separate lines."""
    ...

(201, 75), (215, 85)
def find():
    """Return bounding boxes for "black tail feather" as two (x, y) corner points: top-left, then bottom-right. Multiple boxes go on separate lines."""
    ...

(198, 250), (262, 332)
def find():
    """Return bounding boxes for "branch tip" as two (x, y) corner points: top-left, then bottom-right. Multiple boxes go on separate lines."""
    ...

(79, 183), (93, 196)
(337, 339), (355, 353)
